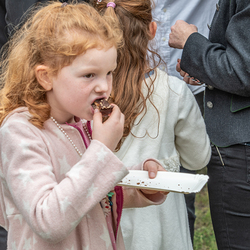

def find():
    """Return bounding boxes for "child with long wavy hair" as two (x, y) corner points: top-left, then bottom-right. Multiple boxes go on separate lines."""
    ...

(0, 2), (168, 249)
(94, 1), (211, 249)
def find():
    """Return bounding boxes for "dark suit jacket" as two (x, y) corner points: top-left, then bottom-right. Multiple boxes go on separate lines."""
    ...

(0, 0), (89, 50)
(181, 0), (250, 147)
(0, 0), (7, 50)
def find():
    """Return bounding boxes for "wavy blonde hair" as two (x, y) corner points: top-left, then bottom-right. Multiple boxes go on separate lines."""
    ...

(94, 0), (162, 150)
(0, 1), (122, 127)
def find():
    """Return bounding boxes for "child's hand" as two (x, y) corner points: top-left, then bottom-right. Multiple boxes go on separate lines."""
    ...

(141, 160), (169, 196)
(92, 104), (124, 151)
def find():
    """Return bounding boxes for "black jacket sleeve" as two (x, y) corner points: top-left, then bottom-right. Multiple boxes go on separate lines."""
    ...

(5, 0), (90, 37)
(181, 1), (250, 97)
(0, 0), (8, 49)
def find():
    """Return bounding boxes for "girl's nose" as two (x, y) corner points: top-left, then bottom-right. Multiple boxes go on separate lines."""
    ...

(95, 78), (109, 93)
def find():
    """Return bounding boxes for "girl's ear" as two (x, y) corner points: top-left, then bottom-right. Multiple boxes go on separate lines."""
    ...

(35, 65), (53, 91)
(149, 21), (157, 40)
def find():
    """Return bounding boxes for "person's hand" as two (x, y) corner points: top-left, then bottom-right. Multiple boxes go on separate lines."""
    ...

(169, 20), (198, 49)
(176, 59), (201, 85)
(92, 104), (124, 151)
(141, 160), (169, 196)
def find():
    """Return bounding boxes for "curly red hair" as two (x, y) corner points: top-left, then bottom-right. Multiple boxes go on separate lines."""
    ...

(0, 1), (122, 128)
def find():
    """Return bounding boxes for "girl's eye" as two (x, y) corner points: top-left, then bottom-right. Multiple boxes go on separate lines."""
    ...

(84, 73), (94, 78)
(107, 71), (113, 76)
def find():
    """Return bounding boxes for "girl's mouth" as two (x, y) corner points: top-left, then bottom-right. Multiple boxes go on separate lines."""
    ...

(91, 98), (114, 116)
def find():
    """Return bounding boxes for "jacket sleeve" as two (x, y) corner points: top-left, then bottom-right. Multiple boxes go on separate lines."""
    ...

(5, 0), (90, 36)
(5, 0), (42, 34)
(181, 2), (250, 96)
(0, 118), (128, 243)
(174, 80), (211, 170)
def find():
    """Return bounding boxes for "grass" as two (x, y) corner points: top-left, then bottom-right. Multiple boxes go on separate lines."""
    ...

(193, 168), (217, 250)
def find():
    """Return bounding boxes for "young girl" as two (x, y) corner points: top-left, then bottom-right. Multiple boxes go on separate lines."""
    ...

(94, 1), (211, 249)
(0, 2), (167, 249)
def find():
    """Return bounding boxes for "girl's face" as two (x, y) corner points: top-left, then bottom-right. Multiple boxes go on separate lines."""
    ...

(47, 46), (117, 123)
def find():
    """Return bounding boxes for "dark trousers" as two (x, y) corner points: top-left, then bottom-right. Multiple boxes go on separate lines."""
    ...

(0, 226), (7, 250)
(207, 144), (250, 250)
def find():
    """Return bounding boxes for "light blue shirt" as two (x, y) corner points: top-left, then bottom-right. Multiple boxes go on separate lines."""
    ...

(152, 0), (218, 95)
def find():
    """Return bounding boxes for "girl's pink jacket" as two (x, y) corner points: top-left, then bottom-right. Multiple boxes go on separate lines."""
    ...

(0, 107), (165, 249)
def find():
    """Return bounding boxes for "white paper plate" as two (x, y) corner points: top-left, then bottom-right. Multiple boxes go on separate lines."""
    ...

(117, 170), (209, 193)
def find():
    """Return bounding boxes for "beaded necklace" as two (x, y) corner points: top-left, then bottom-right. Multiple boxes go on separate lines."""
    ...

(51, 116), (114, 217)
(50, 116), (91, 157)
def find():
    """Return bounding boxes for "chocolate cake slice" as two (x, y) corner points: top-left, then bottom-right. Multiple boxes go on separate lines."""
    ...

(92, 99), (114, 116)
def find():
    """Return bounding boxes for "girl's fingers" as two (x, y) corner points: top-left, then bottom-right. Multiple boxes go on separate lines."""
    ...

(108, 104), (121, 119)
(92, 108), (102, 126)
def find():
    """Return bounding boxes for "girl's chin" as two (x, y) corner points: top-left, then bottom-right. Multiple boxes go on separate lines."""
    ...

(80, 112), (94, 121)
(80, 107), (95, 120)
